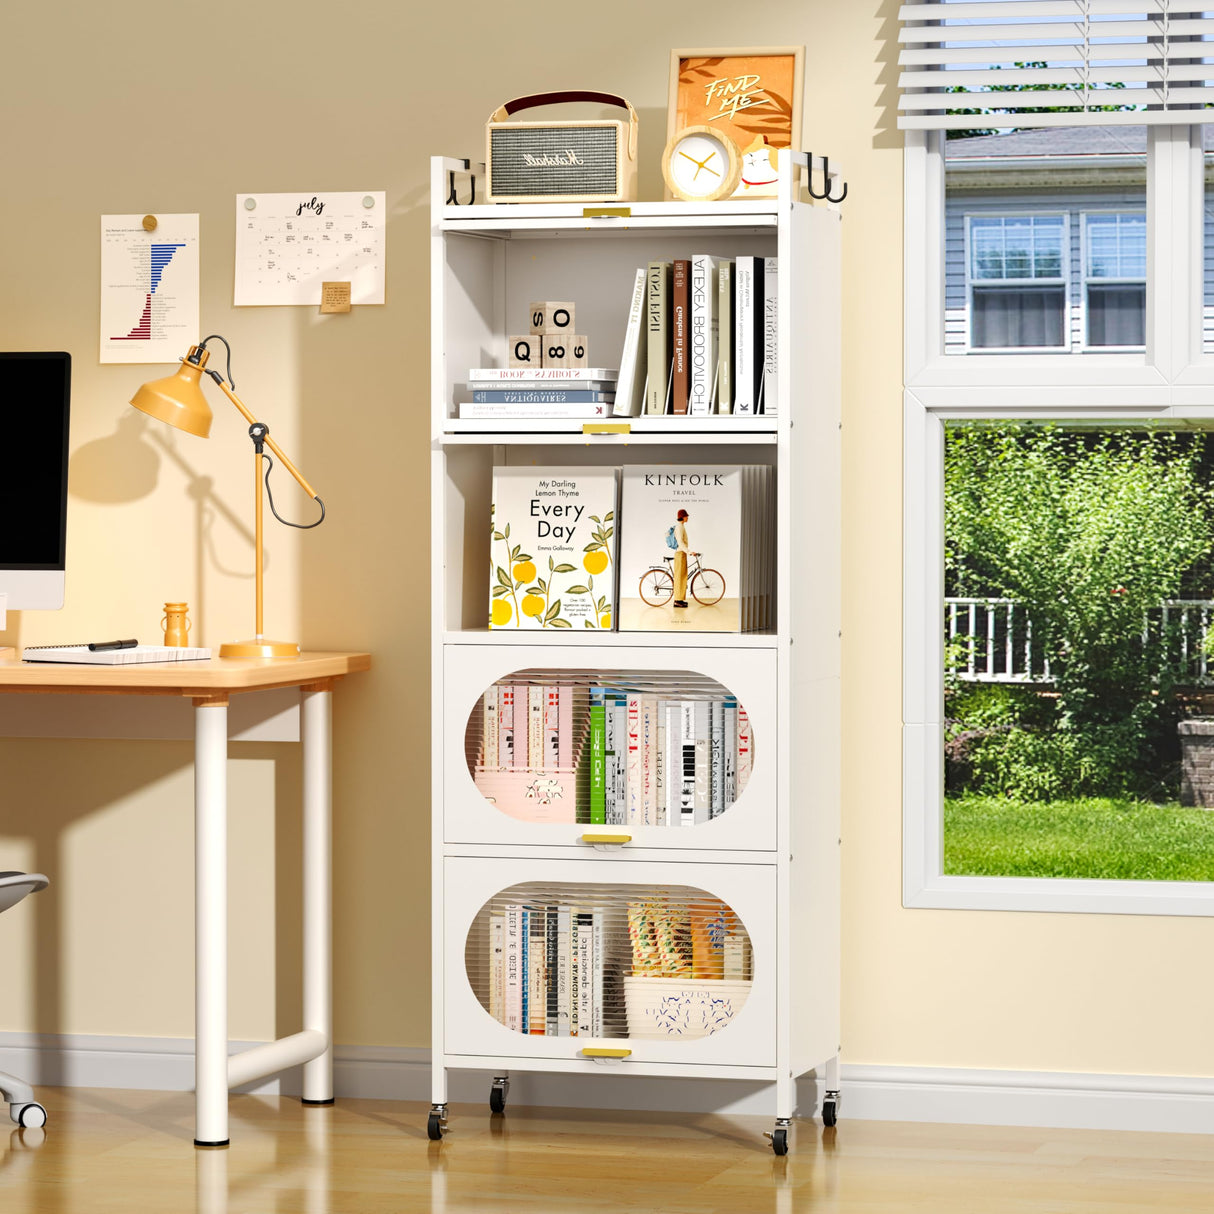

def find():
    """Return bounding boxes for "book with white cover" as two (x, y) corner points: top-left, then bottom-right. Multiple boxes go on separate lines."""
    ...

(22, 644), (211, 665)
(616, 466), (747, 632)
(470, 367), (618, 381)
(762, 256), (778, 416)
(489, 914), (505, 1024)
(490, 466), (618, 630)
(688, 255), (720, 416)
(611, 268), (648, 418)
(645, 261), (671, 415)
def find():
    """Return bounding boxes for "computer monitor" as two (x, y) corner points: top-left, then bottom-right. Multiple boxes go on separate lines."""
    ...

(0, 352), (71, 626)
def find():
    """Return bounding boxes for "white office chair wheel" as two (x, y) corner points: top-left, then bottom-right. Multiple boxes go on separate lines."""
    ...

(12, 1102), (47, 1129)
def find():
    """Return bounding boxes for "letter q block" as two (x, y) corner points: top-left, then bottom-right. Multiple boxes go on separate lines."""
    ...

(508, 335), (539, 367)
(541, 335), (588, 369)
(529, 302), (576, 335)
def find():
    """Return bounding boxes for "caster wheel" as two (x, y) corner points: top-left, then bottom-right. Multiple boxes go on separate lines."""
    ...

(822, 1099), (837, 1127)
(16, 1103), (47, 1130)
(771, 1127), (789, 1156)
(489, 1086), (506, 1114)
(427, 1111), (444, 1141)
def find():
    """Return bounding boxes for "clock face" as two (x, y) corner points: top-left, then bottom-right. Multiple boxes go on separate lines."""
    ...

(663, 127), (741, 202)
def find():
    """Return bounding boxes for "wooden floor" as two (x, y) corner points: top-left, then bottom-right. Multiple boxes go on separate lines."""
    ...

(1, 1089), (1212, 1213)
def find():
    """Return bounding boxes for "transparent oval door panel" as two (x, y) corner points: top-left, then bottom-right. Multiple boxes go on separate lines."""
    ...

(464, 880), (754, 1042)
(464, 668), (755, 829)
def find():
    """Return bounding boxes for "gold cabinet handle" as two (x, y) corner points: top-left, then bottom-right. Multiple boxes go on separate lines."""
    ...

(580, 1047), (632, 1059)
(580, 832), (632, 846)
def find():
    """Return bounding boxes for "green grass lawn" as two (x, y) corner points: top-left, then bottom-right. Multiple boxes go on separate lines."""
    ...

(944, 795), (1214, 881)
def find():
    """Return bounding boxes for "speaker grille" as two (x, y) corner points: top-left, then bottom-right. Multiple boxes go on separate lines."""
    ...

(490, 126), (619, 197)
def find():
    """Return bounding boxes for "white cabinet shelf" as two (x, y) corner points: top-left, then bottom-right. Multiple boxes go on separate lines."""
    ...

(429, 153), (841, 1152)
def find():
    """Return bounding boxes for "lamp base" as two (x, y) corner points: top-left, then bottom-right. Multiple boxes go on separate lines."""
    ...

(219, 638), (301, 659)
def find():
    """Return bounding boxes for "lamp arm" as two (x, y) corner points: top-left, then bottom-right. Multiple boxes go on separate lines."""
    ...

(208, 373), (320, 501)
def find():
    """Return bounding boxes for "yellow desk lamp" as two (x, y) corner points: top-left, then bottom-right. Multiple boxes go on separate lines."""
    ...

(130, 336), (325, 659)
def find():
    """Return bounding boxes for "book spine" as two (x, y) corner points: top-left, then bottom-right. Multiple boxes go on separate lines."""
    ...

(569, 910), (580, 1036)
(519, 908), (529, 1033)
(470, 367), (618, 381)
(557, 684), (572, 770)
(459, 401), (611, 420)
(762, 256), (778, 416)
(734, 257), (754, 415)
(611, 267), (648, 418)
(654, 711), (666, 827)
(710, 699), (725, 818)
(528, 685), (544, 771)
(576, 911), (594, 1035)
(544, 686), (560, 770)
(529, 909), (546, 1034)
(604, 694), (618, 824)
(666, 703), (682, 826)
(505, 905), (522, 1032)
(626, 694), (642, 825)
(723, 932), (749, 981)
(718, 260), (734, 414)
(688, 255), (718, 415)
(483, 689), (499, 771)
(737, 706), (753, 794)
(641, 697), (656, 826)
(724, 698), (738, 805)
(751, 258), (766, 412)
(489, 913), (505, 1025)
(557, 907), (572, 1036)
(471, 389), (615, 403)
(679, 702), (696, 826)
(545, 904), (558, 1035)
(611, 698), (627, 824)
(671, 260), (690, 415)
(694, 700), (711, 824)
(646, 261), (670, 415)
(499, 685), (515, 769)
(592, 910), (604, 1038)
(589, 689), (606, 824)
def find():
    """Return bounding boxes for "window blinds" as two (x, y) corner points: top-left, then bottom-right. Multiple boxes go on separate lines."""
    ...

(898, 2), (1214, 130)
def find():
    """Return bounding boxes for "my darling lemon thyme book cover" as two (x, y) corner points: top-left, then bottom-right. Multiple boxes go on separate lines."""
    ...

(489, 467), (618, 629)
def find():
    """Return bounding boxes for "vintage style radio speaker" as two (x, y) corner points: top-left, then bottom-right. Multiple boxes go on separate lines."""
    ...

(486, 90), (638, 204)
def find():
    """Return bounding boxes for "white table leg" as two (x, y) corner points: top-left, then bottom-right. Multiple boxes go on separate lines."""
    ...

(195, 697), (229, 1147)
(301, 686), (333, 1105)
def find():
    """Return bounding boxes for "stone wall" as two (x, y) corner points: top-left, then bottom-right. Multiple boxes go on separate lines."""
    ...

(1178, 719), (1214, 808)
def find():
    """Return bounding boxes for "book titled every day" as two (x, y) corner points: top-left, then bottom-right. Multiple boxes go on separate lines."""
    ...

(22, 644), (212, 665)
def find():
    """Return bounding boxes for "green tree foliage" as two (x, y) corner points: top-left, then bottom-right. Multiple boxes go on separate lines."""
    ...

(946, 425), (1212, 797)
(947, 61), (1138, 139)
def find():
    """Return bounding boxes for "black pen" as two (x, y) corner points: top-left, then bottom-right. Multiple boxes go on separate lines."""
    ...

(88, 639), (138, 652)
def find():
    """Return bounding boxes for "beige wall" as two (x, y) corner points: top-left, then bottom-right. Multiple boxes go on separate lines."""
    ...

(1, 0), (1209, 1080)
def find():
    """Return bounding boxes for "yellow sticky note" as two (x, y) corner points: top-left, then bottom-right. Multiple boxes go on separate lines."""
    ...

(320, 282), (352, 313)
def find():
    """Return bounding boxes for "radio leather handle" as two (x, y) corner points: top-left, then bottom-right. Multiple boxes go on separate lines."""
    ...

(489, 91), (638, 162)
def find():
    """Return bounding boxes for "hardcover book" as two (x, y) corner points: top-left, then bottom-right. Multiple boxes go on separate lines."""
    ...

(670, 260), (690, 415)
(717, 260), (734, 414)
(688, 255), (720, 415)
(611, 268), (648, 418)
(490, 466), (618, 630)
(645, 261), (671, 415)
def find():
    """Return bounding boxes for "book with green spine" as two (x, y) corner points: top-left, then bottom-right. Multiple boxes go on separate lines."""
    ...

(589, 687), (606, 824)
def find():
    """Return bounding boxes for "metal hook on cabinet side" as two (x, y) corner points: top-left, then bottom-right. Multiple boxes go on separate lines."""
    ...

(806, 153), (848, 204)
(447, 160), (478, 206)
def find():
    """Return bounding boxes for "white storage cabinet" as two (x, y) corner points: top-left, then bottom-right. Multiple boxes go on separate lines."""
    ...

(428, 153), (842, 1155)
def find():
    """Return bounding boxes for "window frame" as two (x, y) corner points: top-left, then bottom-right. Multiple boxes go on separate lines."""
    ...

(903, 124), (1214, 918)
(964, 211), (1070, 353)
(1080, 209), (1147, 353)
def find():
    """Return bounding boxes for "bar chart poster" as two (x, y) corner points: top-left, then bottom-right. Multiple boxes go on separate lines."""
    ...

(99, 215), (199, 364)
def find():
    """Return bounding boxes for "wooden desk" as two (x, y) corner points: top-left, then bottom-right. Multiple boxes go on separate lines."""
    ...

(0, 650), (371, 1146)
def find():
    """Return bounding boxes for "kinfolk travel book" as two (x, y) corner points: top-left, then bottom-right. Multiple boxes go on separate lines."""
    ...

(616, 465), (774, 633)
(490, 466), (618, 630)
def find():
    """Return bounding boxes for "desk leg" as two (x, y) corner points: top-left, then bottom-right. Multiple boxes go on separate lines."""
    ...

(301, 687), (333, 1105)
(195, 698), (229, 1147)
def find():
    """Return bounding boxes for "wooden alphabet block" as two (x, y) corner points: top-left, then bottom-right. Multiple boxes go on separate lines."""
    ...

(508, 335), (540, 367)
(529, 301), (576, 335)
(540, 335), (588, 369)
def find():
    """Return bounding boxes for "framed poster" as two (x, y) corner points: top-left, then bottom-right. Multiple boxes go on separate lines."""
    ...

(667, 47), (804, 199)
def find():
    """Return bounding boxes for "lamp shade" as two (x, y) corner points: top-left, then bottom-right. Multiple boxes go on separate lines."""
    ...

(129, 356), (213, 438)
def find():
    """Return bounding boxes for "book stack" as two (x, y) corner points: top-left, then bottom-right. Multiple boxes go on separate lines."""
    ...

(588, 688), (753, 826)
(487, 903), (609, 1036)
(472, 683), (590, 823)
(458, 367), (619, 420)
(613, 256), (778, 419)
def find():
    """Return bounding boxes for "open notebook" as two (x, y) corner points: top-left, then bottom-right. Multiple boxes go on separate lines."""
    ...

(22, 644), (212, 665)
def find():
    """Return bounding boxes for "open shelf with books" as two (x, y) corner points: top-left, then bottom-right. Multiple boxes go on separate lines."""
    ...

(429, 152), (841, 1152)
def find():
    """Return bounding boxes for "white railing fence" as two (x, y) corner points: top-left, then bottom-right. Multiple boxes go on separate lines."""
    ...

(944, 598), (1214, 684)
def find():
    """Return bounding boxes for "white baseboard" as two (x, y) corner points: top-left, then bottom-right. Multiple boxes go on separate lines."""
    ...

(3, 1034), (1212, 1134)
